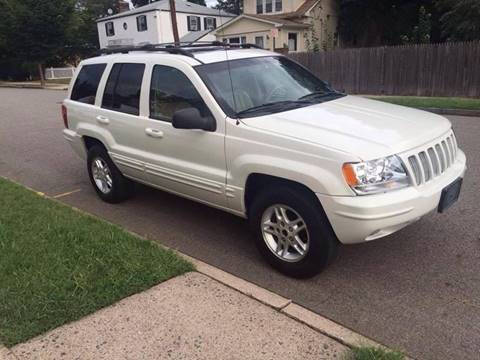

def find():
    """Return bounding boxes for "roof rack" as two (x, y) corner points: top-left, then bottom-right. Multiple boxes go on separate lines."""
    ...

(98, 42), (263, 62)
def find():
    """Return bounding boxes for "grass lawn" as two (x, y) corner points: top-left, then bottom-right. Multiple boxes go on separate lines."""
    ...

(370, 96), (480, 110)
(349, 346), (405, 360)
(46, 78), (71, 85)
(0, 177), (193, 347)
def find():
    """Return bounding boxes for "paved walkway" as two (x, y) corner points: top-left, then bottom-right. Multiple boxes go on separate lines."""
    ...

(8, 273), (348, 360)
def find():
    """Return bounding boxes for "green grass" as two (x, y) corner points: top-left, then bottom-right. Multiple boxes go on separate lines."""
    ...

(0, 177), (194, 347)
(46, 78), (71, 85)
(370, 96), (480, 110)
(349, 346), (405, 360)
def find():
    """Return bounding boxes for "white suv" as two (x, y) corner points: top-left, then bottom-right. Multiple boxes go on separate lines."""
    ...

(63, 43), (467, 277)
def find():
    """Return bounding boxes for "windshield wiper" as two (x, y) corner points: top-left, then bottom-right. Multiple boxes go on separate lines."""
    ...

(236, 100), (311, 118)
(298, 90), (344, 101)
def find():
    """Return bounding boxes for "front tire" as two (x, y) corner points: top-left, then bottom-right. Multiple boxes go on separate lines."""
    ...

(87, 145), (133, 203)
(249, 185), (338, 278)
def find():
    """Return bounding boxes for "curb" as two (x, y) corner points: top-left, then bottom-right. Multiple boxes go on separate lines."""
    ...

(361, 95), (480, 117)
(181, 253), (291, 310)
(0, 84), (68, 91)
(417, 107), (480, 117)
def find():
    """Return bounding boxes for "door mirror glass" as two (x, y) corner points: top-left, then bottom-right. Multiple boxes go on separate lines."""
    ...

(172, 108), (215, 131)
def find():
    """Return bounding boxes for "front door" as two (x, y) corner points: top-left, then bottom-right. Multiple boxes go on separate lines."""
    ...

(139, 63), (228, 208)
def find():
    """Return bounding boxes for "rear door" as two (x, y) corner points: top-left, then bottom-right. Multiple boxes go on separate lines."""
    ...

(94, 62), (149, 180)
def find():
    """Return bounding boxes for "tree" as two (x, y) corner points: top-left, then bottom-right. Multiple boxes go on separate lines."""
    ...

(2, 0), (76, 87)
(436, 0), (480, 41)
(401, 5), (432, 44)
(338, 0), (439, 47)
(214, 0), (242, 15)
(63, 0), (118, 62)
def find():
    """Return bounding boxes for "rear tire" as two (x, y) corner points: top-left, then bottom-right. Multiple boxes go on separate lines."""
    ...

(87, 145), (134, 203)
(249, 185), (338, 278)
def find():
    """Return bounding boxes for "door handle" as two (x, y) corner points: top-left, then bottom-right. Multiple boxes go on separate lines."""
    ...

(145, 128), (164, 138)
(96, 115), (110, 125)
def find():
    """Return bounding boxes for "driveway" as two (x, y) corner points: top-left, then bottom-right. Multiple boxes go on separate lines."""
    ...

(1, 88), (479, 360)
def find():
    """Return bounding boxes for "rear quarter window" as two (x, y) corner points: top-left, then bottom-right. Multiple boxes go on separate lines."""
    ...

(71, 64), (107, 105)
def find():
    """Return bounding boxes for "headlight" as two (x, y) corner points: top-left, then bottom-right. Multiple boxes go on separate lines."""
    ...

(342, 155), (410, 195)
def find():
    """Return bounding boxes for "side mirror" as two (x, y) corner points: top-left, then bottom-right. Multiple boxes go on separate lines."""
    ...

(172, 108), (216, 132)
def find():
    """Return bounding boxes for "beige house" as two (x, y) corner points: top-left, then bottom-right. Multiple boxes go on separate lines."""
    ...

(214, 0), (339, 52)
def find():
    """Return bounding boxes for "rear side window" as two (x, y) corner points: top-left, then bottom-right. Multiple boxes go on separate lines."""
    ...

(102, 63), (145, 116)
(71, 64), (107, 105)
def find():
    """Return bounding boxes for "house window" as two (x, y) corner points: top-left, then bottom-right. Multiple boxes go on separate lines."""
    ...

(137, 15), (148, 32)
(275, 0), (282, 12)
(105, 22), (115, 37)
(288, 33), (297, 51)
(265, 0), (272, 13)
(226, 37), (246, 44)
(187, 16), (201, 31)
(255, 36), (264, 48)
(256, 0), (263, 14)
(204, 17), (217, 30)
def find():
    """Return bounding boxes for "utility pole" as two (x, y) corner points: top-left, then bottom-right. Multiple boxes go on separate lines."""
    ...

(169, 0), (180, 44)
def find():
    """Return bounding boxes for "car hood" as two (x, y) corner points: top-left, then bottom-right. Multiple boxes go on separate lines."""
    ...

(240, 95), (452, 160)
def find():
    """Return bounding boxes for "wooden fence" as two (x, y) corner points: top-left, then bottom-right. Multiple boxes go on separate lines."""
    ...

(288, 41), (480, 98)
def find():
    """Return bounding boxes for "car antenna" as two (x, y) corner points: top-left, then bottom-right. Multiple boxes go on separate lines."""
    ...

(217, 7), (240, 125)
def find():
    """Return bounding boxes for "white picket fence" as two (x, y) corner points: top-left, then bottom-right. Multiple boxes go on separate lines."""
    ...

(45, 67), (75, 80)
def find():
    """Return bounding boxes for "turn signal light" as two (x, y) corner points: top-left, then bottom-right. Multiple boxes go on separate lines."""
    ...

(342, 163), (358, 186)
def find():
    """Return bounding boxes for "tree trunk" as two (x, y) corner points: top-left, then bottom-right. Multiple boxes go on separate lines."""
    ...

(38, 63), (45, 88)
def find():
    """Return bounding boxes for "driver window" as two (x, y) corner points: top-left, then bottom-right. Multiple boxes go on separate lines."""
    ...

(149, 65), (211, 122)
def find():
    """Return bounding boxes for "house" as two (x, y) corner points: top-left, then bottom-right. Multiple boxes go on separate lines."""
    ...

(214, 0), (339, 52)
(96, 0), (235, 49)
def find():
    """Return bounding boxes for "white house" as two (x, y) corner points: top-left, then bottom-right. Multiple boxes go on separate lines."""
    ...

(96, 0), (235, 49)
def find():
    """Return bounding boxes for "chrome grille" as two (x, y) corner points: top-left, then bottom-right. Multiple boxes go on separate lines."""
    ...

(408, 156), (422, 185)
(407, 133), (457, 186)
(418, 152), (431, 182)
(435, 144), (445, 172)
(428, 148), (440, 176)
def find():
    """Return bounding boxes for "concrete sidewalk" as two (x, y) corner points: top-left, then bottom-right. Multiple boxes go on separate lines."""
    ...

(8, 272), (348, 360)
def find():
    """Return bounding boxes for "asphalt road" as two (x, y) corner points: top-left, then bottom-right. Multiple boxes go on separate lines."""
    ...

(1, 88), (479, 360)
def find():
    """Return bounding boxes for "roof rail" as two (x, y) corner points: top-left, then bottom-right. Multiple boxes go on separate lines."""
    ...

(98, 42), (263, 60)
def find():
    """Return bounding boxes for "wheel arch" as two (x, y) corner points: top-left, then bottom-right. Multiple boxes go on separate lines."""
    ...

(83, 136), (106, 151)
(244, 173), (321, 218)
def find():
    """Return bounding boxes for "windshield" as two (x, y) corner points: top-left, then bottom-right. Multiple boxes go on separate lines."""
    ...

(195, 56), (345, 118)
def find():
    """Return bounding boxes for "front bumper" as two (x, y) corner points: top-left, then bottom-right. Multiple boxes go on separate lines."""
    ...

(318, 149), (467, 244)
